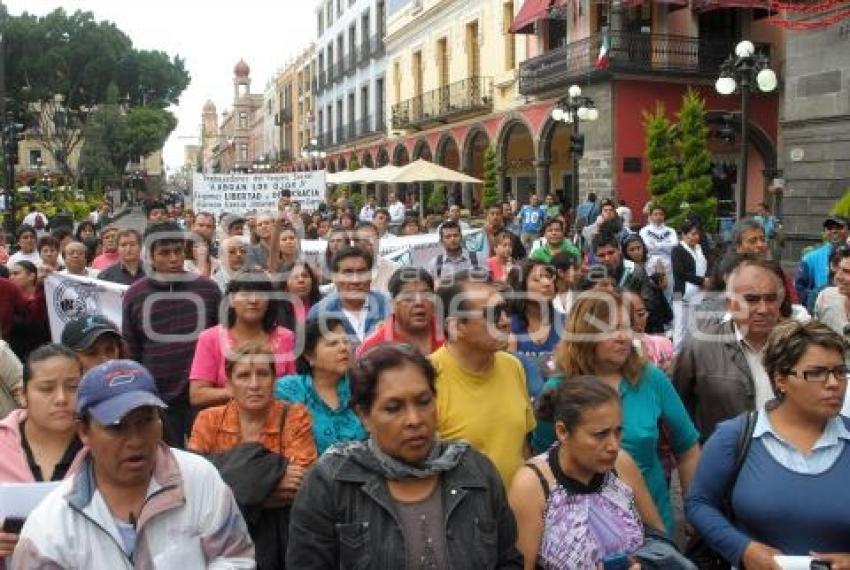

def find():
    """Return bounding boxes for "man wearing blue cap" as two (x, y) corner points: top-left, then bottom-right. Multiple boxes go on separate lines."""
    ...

(11, 360), (255, 569)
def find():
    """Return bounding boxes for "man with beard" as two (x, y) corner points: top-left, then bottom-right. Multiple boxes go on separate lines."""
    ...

(426, 220), (483, 282)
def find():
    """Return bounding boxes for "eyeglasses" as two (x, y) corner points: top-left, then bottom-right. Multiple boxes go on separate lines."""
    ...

(741, 293), (780, 304)
(786, 365), (850, 383)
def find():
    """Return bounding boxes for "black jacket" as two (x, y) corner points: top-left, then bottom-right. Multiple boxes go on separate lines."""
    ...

(286, 445), (523, 570)
(671, 244), (706, 297)
(615, 260), (673, 334)
(207, 443), (289, 570)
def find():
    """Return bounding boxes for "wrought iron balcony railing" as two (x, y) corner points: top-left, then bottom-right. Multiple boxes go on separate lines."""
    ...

(518, 31), (767, 96)
(370, 34), (385, 58)
(391, 76), (493, 130)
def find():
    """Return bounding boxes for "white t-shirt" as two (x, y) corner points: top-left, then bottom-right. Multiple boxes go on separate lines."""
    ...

(388, 201), (406, 222)
(22, 211), (48, 228)
(341, 306), (369, 341)
(7, 250), (41, 266)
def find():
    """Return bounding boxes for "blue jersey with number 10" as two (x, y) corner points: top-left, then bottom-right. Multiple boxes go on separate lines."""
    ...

(520, 205), (546, 233)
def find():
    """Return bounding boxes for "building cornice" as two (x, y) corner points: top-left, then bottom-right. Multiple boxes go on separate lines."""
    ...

(386, 0), (473, 48)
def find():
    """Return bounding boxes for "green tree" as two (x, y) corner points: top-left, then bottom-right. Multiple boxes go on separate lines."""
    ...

(483, 146), (499, 208)
(671, 89), (716, 231)
(644, 102), (679, 217)
(428, 183), (447, 214)
(1, 7), (189, 175)
(831, 188), (850, 218)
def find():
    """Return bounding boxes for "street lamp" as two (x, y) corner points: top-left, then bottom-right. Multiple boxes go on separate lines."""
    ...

(551, 84), (598, 223)
(716, 39), (777, 220)
(300, 138), (327, 167)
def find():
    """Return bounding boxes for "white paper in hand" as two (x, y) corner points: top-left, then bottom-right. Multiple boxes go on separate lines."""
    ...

(0, 482), (60, 520)
(774, 555), (813, 570)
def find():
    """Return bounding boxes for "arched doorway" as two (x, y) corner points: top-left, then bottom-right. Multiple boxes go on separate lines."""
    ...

(338, 156), (348, 171)
(413, 140), (432, 161)
(437, 133), (462, 211)
(539, 117), (573, 207)
(376, 148), (390, 167)
(497, 119), (536, 205)
(705, 111), (778, 218)
(393, 144), (412, 207)
(462, 128), (490, 211)
(362, 151), (374, 168)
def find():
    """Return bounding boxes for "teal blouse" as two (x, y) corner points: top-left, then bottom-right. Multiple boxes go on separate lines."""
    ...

(530, 364), (699, 534)
(274, 373), (367, 453)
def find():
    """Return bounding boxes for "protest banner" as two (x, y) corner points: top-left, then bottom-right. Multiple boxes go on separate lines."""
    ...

(301, 228), (486, 269)
(45, 273), (129, 343)
(192, 171), (326, 216)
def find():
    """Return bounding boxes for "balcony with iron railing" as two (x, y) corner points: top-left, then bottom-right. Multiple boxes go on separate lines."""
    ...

(392, 77), (493, 131)
(348, 51), (357, 75)
(518, 31), (770, 97)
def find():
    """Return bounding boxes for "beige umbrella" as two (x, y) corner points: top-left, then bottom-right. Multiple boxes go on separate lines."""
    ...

(387, 159), (482, 184)
(345, 167), (376, 183)
(368, 164), (402, 183)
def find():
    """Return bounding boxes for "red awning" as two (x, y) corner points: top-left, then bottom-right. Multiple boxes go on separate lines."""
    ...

(510, 0), (554, 34)
(692, 0), (770, 11)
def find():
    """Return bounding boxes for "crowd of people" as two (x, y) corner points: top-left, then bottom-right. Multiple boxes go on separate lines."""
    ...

(0, 188), (849, 570)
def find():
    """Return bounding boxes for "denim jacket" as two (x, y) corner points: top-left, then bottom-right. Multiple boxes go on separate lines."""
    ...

(286, 445), (523, 569)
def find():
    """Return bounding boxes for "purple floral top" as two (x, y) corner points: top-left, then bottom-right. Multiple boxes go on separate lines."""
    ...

(535, 451), (644, 569)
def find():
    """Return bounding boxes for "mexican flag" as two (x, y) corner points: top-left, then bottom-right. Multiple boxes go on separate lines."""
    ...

(596, 33), (611, 69)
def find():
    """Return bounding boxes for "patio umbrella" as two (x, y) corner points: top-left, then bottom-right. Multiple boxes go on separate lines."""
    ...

(387, 159), (482, 184)
(344, 167), (376, 183)
(368, 164), (402, 183)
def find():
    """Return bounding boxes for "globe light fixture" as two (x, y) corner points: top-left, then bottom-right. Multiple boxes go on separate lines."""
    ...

(552, 108), (565, 122)
(716, 39), (777, 220)
(735, 40), (755, 58)
(568, 84), (582, 98)
(587, 108), (599, 122)
(756, 68), (778, 92)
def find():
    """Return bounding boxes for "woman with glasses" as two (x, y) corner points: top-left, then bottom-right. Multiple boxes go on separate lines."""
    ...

(190, 275), (297, 409)
(274, 317), (366, 453)
(687, 320), (850, 569)
(286, 343), (523, 569)
(534, 292), (700, 535)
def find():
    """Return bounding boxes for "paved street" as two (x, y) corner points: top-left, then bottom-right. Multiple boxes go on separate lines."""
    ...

(110, 206), (147, 233)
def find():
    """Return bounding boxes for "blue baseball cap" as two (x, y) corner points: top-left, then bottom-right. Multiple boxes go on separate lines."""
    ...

(76, 360), (167, 425)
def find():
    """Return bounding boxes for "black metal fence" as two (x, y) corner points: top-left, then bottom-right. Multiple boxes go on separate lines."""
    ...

(392, 76), (493, 130)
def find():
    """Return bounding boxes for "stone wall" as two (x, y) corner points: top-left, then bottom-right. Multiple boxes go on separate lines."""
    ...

(780, 20), (850, 257)
(577, 82), (615, 202)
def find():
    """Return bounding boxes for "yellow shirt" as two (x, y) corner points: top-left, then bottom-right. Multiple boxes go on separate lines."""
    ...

(431, 346), (536, 488)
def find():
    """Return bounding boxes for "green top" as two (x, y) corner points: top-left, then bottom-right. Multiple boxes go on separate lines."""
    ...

(529, 240), (580, 263)
(545, 205), (561, 219)
(530, 364), (700, 534)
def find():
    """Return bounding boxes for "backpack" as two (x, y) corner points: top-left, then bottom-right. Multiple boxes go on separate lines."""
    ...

(435, 251), (479, 279)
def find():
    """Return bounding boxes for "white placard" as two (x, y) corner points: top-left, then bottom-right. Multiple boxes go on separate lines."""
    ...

(191, 172), (327, 217)
(0, 482), (61, 520)
(45, 273), (129, 343)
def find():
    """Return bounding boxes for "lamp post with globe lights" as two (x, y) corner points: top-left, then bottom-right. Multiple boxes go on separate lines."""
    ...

(551, 84), (599, 221)
(715, 40), (777, 220)
(300, 138), (327, 170)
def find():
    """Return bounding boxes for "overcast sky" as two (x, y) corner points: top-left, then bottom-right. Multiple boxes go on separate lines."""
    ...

(7, 0), (317, 172)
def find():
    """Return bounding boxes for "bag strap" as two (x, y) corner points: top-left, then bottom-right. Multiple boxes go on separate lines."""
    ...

(725, 410), (758, 522)
(525, 462), (550, 500)
(435, 254), (444, 278)
(469, 251), (479, 268)
(277, 401), (289, 457)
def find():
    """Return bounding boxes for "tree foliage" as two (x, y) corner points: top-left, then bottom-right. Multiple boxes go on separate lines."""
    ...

(1, 7), (189, 175)
(78, 84), (177, 183)
(831, 188), (850, 218)
(483, 146), (499, 209)
(428, 183), (448, 214)
(644, 91), (716, 232)
(672, 89), (716, 231)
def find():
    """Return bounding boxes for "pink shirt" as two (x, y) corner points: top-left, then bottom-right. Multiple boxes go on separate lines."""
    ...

(189, 325), (297, 387)
(92, 251), (120, 270)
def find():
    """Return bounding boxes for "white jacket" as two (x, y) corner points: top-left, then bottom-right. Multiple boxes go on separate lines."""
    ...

(12, 444), (255, 570)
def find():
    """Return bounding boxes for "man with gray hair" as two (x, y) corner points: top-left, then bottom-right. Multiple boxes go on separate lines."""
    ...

(673, 257), (785, 439)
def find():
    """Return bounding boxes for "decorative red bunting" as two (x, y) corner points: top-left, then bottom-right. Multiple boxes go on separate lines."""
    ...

(767, 4), (850, 29)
